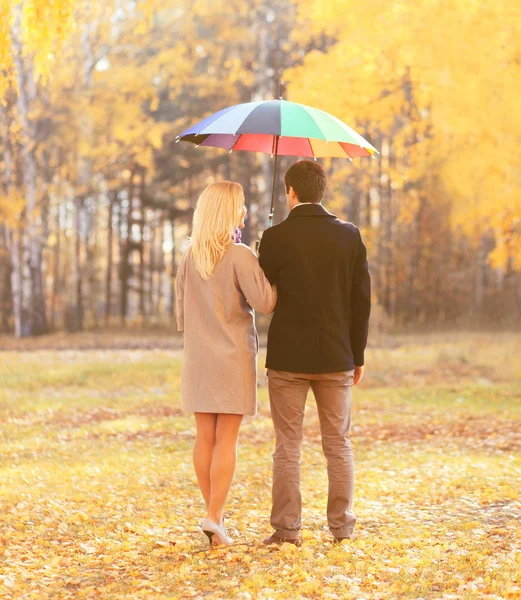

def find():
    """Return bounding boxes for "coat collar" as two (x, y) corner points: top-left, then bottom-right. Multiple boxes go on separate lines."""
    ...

(286, 203), (335, 220)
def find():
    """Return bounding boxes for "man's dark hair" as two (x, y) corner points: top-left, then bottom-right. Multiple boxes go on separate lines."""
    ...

(284, 160), (327, 204)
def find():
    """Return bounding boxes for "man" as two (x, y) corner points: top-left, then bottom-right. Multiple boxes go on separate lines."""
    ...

(258, 160), (371, 545)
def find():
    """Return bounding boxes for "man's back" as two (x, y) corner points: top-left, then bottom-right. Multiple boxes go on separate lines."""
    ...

(259, 203), (371, 373)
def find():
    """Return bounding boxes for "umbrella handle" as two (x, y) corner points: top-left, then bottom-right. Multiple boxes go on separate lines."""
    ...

(269, 135), (280, 228)
(256, 211), (274, 252)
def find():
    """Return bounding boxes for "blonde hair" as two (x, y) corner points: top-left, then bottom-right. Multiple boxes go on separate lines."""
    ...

(191, 181), (245, 280)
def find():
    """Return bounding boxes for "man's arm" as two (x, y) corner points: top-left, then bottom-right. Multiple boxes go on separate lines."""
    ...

(258, 227), (278, 284)
(350, 228), (371, 375)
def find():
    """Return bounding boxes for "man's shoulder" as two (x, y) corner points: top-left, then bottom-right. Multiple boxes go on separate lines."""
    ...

(261, 213), (361, 240)
(331, 217), (360, 237)
(260, 222), (286, 244)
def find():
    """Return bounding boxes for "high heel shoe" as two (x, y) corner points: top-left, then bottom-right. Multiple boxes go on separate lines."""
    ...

(201, 517), (233, 546)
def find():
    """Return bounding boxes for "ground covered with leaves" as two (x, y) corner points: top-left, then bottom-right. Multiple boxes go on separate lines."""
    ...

(1, 333), (521, 599)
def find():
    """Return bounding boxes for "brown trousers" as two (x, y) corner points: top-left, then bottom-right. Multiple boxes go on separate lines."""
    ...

(268, 369), (356, 539)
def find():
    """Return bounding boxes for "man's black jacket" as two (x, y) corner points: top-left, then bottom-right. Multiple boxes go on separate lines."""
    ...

(258, 203), (371, 373)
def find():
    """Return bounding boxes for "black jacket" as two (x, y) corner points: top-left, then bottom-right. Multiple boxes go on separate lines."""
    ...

(258, 203), (371, 373)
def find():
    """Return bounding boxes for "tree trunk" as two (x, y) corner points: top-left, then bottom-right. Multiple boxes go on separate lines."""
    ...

(5, 227), (23, 337)
(157, 216), (165, 318)
(475, 230), (495, 315)
(148, 212), (156, 317)
(87, 197), (99, 329)
(12, 7), (47, 335)
(386, 138), (397, 321)
(51, 198), (61, 330)
(1, 104), (21, 336)
(105, 191), (115, 324)
(0, 227), (12, 332)
(169, 217), (176, 320)
(138, 170), (146, 321)
(72, 197), (85, 331)
(347, 177), (360, 225)
(120, 167), (136, 325)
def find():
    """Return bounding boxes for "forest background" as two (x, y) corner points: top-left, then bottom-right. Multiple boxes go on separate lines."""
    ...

(0, 0), (520, 338)
(1, 3), (521, 598)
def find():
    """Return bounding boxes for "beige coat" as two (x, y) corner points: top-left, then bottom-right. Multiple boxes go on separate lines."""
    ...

(176, 243), (277, 415)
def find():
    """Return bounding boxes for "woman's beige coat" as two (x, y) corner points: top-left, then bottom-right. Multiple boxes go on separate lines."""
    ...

(176, 243), (276, 415)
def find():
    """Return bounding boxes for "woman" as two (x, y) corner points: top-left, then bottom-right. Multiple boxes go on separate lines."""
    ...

(175, 181), (276, 547)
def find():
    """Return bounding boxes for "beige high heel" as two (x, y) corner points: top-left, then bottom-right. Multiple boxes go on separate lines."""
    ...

(201, 517), (233, 546)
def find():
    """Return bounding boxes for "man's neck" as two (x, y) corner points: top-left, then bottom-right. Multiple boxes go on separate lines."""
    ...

(290, 202), (320, 211)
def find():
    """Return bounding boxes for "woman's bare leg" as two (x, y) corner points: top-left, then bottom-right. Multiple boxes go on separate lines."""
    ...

(193, 413), (218, 508)
(207, 413), (243, 524)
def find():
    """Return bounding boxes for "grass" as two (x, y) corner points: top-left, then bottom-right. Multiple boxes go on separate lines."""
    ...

(1, 333), (520, 599)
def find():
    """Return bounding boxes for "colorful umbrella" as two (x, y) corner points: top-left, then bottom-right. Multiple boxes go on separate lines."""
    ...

(177, 98), (377, 227)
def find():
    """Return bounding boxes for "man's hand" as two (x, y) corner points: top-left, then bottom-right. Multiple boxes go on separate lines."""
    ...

(353, 366), (364, 386)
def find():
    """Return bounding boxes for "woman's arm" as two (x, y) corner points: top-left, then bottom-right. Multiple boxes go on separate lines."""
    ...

(175, 250), (188, 331)
(234, 245), (277, 314)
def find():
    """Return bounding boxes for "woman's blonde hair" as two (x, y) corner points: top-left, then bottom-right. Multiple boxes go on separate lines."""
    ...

(190, 181), (245, 280)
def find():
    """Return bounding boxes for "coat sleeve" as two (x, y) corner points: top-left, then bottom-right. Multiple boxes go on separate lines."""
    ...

(258, 226), (278, 284)
(175, 250), (188, 332)
(234, 245), (277, 314)
(350, 228), (371, 366)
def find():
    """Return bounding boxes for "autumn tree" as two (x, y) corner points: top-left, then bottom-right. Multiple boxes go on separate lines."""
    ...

(288, 0), (521, 324)
(2, 0), (519, 335)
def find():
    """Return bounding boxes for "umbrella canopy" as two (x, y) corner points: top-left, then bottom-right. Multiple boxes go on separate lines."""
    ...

(178, 99), (377, 159)
(178, 98), (377, 228)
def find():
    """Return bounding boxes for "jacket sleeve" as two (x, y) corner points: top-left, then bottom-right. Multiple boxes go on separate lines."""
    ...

(350, 228), (371, 366)
(234, 245), (277, 314)
(258, 227), (278, 285)
(175, 250), (188, 332)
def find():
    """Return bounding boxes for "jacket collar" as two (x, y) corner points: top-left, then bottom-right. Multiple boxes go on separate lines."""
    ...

(286, 203), (335, 220)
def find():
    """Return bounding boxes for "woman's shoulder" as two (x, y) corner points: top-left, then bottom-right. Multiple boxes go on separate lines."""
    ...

(178, 244), (192, 267)
(230, 244), (257, 261)
(228, 242), (258, 263)
(229, 242), (256, 254)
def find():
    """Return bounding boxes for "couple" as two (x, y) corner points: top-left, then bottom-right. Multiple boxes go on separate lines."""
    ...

(175, 160), (371, 547)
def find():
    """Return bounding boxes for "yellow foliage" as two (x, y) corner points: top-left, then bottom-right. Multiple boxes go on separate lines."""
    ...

(1, 338), (521, 597)
(0, 0), (75, 96)
(288, 0), (521, 266)
(0, 188), (25, 225)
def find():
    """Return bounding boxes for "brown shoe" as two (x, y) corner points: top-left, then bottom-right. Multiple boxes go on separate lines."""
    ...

(333, 535), (352, 544)
(263, 533), (302, 546)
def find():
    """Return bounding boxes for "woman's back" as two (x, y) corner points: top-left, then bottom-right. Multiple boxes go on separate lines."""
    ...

(176, 242), (276, 416)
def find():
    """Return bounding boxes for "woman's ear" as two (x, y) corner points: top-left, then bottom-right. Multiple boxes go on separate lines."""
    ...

(238, 205), (247, 228)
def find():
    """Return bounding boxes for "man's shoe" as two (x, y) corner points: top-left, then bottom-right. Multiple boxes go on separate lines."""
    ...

(333, 535), (352, 544)
(263, 533), (302, 546)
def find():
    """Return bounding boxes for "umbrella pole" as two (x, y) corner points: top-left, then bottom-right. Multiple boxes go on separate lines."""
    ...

(268, 135), (280, 228)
